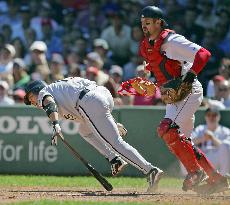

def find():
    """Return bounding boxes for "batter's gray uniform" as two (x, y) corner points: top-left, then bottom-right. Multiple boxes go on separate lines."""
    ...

(37, 77), (156, 174)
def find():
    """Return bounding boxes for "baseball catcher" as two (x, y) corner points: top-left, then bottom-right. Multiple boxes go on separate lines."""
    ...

(136, 5), (229, 195)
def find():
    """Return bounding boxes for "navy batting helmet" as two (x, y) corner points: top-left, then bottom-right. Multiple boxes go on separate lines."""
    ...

(24, 80), (47, 105)
(141, 6), (168, 26)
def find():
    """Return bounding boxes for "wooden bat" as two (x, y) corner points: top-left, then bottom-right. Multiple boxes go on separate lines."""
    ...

(57, 133), (113, 191)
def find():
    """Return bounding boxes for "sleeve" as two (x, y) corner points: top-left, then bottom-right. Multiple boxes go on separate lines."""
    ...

(162, 34), (211, 74)
(37, 88), (54, 107)
(162, 34), (201, 63)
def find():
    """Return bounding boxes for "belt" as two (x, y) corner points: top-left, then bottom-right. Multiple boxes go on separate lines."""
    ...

(79, 88), (90, 100)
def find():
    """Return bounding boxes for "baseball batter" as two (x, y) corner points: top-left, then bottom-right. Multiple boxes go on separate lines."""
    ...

(139, 6), (229, 194)
(23, 77), (163, 192)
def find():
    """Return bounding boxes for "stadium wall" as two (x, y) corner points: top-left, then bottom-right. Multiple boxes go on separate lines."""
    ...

(0, 106), (229, 177)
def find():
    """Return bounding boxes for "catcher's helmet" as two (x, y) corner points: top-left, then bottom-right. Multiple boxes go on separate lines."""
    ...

(24, 80), (47, 105)
(141, 6), (168, 26)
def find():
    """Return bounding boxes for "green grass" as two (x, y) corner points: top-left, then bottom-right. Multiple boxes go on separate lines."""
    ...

(0, 175), (182, 188)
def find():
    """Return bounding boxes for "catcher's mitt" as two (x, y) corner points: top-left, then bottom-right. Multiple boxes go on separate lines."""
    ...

(160, 77), (192, 104)
(118, 77), (156, 97)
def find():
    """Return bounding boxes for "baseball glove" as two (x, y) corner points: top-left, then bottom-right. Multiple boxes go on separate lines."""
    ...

(160, 77), (193, 104)
(118, 77), (156, 97)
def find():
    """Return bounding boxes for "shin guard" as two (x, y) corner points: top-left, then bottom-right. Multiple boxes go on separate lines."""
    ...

(192, 145), (224, 183)
(157, 118), (201, 173)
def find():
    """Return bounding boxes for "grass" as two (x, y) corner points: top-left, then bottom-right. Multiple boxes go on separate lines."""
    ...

(0, 175), (182, 188)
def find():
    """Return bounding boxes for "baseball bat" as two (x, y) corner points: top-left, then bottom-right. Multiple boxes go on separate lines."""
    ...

(57, 133), (113, 191)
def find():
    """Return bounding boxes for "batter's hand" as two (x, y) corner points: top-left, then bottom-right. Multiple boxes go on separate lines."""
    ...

(117, 123), (128, 137)
(51, 122), (64, 146)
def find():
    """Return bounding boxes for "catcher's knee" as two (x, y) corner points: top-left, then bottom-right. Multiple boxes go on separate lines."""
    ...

(157, 118), (180, 145)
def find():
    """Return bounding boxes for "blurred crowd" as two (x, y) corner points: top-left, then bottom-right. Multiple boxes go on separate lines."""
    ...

(0, 0), (230, 107)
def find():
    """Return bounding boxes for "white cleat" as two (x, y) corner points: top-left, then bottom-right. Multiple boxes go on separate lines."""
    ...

(147, 167), (164, 193)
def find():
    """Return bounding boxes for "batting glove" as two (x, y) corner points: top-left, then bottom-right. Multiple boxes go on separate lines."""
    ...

(117, 123), (128, 137)
(51, 121), (64, 146)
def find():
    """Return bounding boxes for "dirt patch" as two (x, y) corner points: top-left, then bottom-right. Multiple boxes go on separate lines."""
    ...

(0, 187), (229, 204)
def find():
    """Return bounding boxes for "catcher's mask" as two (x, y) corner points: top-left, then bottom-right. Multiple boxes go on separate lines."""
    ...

(141, 6), (168, 27)
(24, 80), (47, 105)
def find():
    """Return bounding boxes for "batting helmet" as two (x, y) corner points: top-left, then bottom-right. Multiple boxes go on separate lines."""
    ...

(141, 6), (168, 26)
(24, 80), (47, 105)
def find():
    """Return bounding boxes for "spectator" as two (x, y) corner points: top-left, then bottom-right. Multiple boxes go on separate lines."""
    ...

(183, 8), (204, 44)
(0, 80), (15, 105)
(207, 75), (225, 98)
(48, 53), (65, 83)
(11, 4), (32, 45)
(12, 58), (30, 91)
(85, 52), (109, 86)
(11, 37), (26, 58)
(41, 19), (63, 60)
(163, 0), (184, 27)
(59, 8), (77, 36)
(109, 65), (123, 89)
(1, 24), (13, 43)
(214, 79), (230, 107)
(191, 108), (230, 176)
(74, 38), (88, 60)
(67, 63), (82, 78)
(85, 66), (99, 82)
(30, 1), (59, 40)
(24, 28), (37, 50)
(0, 44), (15, 86)
(12, 88), (26, 104)
(130, 24), (144, 56)
(195, 0), (219, 29)
(101, 11), (132, 66)
(93, 38), (113, 72)
(216, 18), (230, 57)
(26, 41), (50, 82)
(206, 58), (230, 97)
(123, 55), (143, 81)
(198, 29), (225, 94)
(76, 1), (107, 35)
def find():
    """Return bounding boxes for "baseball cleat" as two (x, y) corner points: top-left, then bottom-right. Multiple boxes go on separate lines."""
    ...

(117, 123), (128, 137)
(110, 157), (128, 176)
(182, 169), (208, 191)
(147, 167), (164, 193)
(194, 176), (230, 195)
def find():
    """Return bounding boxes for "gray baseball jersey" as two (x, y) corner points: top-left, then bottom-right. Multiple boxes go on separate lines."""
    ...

(37, 77), (97, 122)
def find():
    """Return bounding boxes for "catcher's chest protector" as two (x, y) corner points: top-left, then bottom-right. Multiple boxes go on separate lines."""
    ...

(140, 29), (181, 86)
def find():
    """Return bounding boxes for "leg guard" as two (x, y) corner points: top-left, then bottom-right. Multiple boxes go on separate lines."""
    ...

(193, 145), (224, 183)
(157, 118), (201, 173)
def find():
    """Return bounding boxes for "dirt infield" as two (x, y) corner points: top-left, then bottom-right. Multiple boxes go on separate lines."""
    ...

(0, 187), (229, 204)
